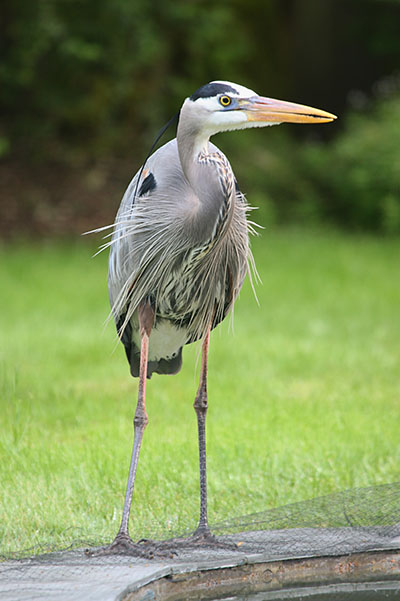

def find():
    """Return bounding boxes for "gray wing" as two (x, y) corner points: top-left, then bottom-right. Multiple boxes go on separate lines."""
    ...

(108, 138), (190, 316)
(108, 139), (195, 376)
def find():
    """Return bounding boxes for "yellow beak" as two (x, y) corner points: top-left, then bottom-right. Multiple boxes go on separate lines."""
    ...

(242, 95), (337, 124)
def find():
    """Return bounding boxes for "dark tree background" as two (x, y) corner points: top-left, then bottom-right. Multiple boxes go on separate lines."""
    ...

(1, 0), (399, 235)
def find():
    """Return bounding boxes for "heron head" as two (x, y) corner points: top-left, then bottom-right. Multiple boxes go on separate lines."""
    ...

(181, 80), (336, 139)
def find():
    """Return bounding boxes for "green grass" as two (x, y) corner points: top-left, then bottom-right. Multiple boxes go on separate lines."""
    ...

(1, 228), (399, 556)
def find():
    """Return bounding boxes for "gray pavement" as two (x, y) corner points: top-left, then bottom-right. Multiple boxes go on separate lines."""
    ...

(1, 526), (400, 601)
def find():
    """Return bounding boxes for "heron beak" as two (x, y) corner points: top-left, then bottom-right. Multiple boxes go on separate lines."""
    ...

(242, 95), (337, 124)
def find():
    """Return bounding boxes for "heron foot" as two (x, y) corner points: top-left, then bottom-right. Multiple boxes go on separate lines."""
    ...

(85, 530), (241, 559)
(146, 529), (240, 553)
(85, 533), (176, 559)
(187, 528), (240, 551)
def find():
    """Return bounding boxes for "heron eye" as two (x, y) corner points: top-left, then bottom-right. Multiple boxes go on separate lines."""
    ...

(219, 95), (232, 107)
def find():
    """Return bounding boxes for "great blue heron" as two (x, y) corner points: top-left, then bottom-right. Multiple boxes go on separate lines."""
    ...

(98, 81), (336, 556)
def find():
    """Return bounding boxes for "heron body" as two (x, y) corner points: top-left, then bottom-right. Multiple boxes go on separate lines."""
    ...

(109, 137), (250, 378)
(100, 81), (336, 556)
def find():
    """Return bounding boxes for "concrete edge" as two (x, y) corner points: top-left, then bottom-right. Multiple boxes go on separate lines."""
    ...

(117, 549), (400, 601)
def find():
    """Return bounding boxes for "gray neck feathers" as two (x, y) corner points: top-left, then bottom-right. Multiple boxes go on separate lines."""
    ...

(177, 105), (234, 244)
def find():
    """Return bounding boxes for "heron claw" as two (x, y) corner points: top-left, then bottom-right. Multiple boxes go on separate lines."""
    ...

(85, 534), (176, 559)
(188, 530), (239, 551)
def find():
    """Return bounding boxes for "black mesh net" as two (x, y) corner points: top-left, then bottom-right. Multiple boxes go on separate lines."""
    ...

(215, 480), (400, 531)
(210, 480), (400, 556)
(1, 482), (399, 600)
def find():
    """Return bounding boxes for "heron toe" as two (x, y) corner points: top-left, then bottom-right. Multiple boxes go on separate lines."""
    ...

(85, 534), (176, 559)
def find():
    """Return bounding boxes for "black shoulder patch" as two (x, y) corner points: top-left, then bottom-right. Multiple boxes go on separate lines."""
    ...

(139, 172), (156, 196)
(190, 82), (238, 101)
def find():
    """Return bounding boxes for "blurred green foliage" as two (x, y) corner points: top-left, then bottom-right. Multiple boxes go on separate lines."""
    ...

(0, 0), (261, 158)
(1, 0), (400, 233)
(303, 93), (400, 233)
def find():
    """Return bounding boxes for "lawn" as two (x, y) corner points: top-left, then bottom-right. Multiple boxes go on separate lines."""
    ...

(0, 228), (399, 556)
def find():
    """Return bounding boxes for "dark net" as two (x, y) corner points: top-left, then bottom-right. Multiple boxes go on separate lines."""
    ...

(1, 482), (399, 601)
(209, 480), (400, 559)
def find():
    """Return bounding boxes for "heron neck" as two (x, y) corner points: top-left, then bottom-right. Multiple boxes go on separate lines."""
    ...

(177, 122), (211, 178)
(177, 124), (234, 243)
(177, 128), (223, 210)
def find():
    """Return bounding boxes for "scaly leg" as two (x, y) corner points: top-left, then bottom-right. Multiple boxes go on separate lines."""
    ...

(188, 328), (238, 549)
(89, 303), (155, 556)
(193, 328), (212, 538)
(116, 304), (153, 542)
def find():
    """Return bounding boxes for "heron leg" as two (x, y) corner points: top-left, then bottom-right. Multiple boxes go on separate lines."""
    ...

(193, 328), (211, 538)
(114, 302), (154, 544)
(88, 320), (238, 557)
(189, 330), (237, 549)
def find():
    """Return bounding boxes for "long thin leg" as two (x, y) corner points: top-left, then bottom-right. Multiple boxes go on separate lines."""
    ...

(89, 317), (237, 557)
(193, 328), (211, 537)
(114, 303), (154, 544)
